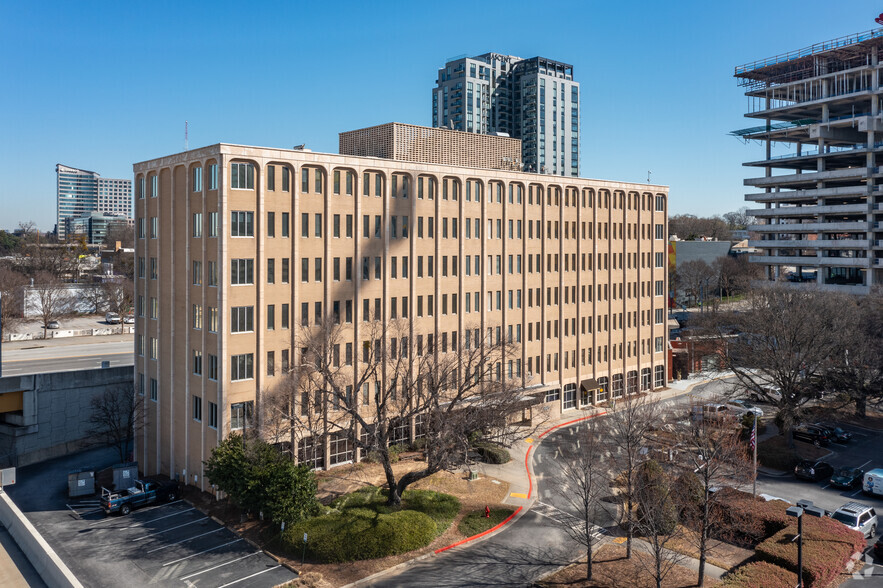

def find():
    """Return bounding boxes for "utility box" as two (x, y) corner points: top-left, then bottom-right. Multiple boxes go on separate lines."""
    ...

(68, 469), (95, 497)
(112, 462), (139, 491)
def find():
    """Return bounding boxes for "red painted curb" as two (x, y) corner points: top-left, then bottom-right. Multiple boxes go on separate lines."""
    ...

(432, 410), (608, 554)
(527, 411), (607, 498)
(434, 506), (523, 554)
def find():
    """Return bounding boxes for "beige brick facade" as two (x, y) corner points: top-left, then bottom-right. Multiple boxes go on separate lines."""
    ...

(133, 143), (669, 489)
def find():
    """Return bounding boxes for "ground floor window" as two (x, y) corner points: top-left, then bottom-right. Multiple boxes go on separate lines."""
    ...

(562, 383), (577, 410)
(612, 374), (623, 399)
(298, 436), (325, 469)
(389, 417), (410, 447)
(641, 368), (651, 391)
(596, 377), (608, 402)
(329, 432), (353, 466)
(545, 388), (561, 403)
(654, 365), (666, 388)
(627, 370), (638, 395)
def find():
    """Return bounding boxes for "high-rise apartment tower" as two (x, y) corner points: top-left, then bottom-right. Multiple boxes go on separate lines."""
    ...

(733, 29), (883, 292)
(432, 54), (580, 177)
(56, 164), (132, 240)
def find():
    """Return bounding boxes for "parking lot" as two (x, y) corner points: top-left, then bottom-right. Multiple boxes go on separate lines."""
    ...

(7, 447), (296, 587)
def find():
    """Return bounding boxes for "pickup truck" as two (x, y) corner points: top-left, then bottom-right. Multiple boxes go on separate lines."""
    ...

(100, 479), (179, 515)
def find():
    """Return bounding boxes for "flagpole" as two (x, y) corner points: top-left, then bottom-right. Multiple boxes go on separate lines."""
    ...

(752, 415), (757, 499)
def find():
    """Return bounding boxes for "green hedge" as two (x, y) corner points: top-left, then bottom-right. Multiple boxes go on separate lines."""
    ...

(458, 508), (515, 537)
(474, 442), (511, 464)
(280, 487), (460, 563)
(755, 516), (866, 587)
(710, 488), (790, 547)
(722, 561), (798, 588)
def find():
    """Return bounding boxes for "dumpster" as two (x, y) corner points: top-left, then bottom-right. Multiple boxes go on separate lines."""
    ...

(68, 469), (95, 497)
(112, 462), (139, 491)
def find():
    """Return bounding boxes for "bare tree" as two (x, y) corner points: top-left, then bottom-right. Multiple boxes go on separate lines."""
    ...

(103, 223), (134, 249)
(31, 271), (73, 337)
(822, 293), (883, 418)
(633, 459), (687, 588)
(698, 287), (844, 444)
(669, 215), (730, 241)
(86, 385), (143, 462)
(263, 317), (542, 506)
(677, 259), (717, 307)
(102, 279), (134, 316)
(608, 392), (661, 558)
(722, 207), (755, 230)
(0, 262), (28, 332)
(556, 418), (613, 581)
(674, 420), (752, 585)
(713, 255), (761, 299)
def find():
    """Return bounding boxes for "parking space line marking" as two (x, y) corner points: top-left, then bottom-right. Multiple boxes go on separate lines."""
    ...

(850, 489), (863, 497)
(88, 500), (185, 526)
(216, 565), (282, 588)
(162, 539), (243, 566)
(822, 484), (831, 489)
(124, 507), (196, 529)
(146, 528), (225, 552)
(857, 460), (872, 469)
(178, 552), (261, 580)
(132, 516), (208, 541)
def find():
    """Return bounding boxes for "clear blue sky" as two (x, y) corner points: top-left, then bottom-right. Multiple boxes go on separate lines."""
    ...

(0, 1), (874, 231)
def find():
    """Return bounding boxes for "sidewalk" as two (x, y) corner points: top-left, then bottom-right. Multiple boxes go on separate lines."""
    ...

(470, 371), (726, 509)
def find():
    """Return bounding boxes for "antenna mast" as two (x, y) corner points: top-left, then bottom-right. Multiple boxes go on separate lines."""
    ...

(185, 121), (189, 151)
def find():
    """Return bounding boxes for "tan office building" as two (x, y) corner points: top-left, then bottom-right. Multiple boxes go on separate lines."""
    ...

(133, 125), (669, 489)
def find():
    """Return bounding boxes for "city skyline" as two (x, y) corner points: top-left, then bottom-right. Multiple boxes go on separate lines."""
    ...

(0, 0), (871, 230)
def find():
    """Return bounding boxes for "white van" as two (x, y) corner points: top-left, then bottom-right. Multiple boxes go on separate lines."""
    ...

(863, 468), (883, 497)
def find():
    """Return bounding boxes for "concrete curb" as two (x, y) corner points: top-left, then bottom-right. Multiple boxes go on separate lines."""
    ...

(0, 490), (83, 588)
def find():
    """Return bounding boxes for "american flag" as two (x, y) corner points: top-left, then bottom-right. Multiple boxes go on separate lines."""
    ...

(749, 417), (757, 451)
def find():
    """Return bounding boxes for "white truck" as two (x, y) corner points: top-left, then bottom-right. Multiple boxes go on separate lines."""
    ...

(863, 468), (883, 497)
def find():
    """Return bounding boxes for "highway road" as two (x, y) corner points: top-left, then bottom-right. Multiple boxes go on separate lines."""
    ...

(0, 335), (133, 376)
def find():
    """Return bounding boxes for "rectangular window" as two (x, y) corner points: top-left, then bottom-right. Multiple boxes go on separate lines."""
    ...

(192, 260), (202, 285)
(231, 306), (254, 333)
(267, 211), (275, 237)
(208, 307), (218, 332)
(193, 349), (203, 375)
(231, 162), (254, 189)
(282, 258), (289, 283)
(208, 164), (218, 190)
(192, 395), (202, 422)
(267, 304), (275, 330)
(208, 354), (218, 380)
(230, 401), (253, 430)
(267, 350), (275, 375)
(267, 258), (275, 283)
(230, 211), (254, 237)
(230, 259), (254, 284)
(315, 213), (323, 237)
(208, 212), (218, 237)
(281, 212), (289, 237)
(267, 165), (276, 190)
(150, 378), (158, 401)
(208, 402), (218, 428)
(282, 303), (289, 328)
(192, 213), (202, 238)
(191, 304), (202, 329)
(231, 353), (254, 381)
(282, 167), (290, 191)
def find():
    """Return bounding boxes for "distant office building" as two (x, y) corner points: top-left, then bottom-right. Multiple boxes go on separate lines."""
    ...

(56, 164), (131, 240)
(65, 211), (133, 245)
(733, 28), (883, 293)
(432, 53), (579, 177)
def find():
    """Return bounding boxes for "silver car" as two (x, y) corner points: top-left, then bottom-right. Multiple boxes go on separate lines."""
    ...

(831, 502), (877, 538)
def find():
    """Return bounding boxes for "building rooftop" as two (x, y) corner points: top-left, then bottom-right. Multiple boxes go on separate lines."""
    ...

(734, 28), (883, 86)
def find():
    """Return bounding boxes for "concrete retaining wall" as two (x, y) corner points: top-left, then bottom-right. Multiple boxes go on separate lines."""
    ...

(0, 491), (82, 588)
(3, 326), (134, 342)
(0, 367), (134, 468)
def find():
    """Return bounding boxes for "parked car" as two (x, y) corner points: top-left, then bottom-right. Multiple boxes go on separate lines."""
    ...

(748, 385), (781, 403)
(46, 320), (60, 329)
(726, 399), (763, 417)
(830, 466), (865, 489)
(792, 424), (830, 447)
(831, 502), (877, 538)
(794, 460), (834, 482)
(105, 312), (121, 324)
(100, 479), (179, 515)
(123, 313), (135, 324)
(814, 424), (852, 443)
(690, 403), (738, 422)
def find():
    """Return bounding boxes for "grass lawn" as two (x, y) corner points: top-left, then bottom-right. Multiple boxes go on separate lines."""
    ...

(276, 486), (459, 563)
(457, 507), (516, 537)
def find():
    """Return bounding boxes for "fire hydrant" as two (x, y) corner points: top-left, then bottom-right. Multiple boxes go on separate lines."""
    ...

(485, 505), (491, 518)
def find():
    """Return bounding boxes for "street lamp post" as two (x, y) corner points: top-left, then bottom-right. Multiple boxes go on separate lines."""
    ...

(786, 506), (804, 588)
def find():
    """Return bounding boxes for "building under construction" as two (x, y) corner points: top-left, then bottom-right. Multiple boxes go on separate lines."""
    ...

(733, 28), (883, 293)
